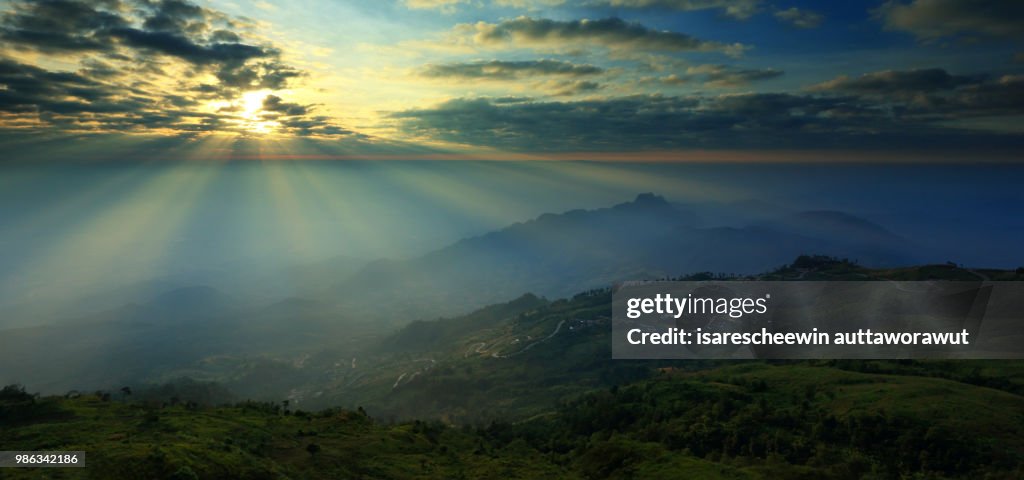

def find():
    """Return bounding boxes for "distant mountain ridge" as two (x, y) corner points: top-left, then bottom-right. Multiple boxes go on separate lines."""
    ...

(326, 193), (917, 320)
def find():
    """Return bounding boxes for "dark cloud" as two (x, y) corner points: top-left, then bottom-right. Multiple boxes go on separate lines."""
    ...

(589, 0), (761, 20)
(562, 79), (601, 93)
(209, 29), (240, 43)
(139, 0), (206, 33)
(277, 115), (359, 137)
(0, 0), (355, 137)
(107, 27), (271, 64)
(79, 58), (121, 79)
(0, 57), (230, 132)
(876, 0), (1024, 40)
(0, 0), (127, 52)
(214, 61), (304, 91)
(0, 0), (293, 93)
(809, 68), (1024, 121)
(469, 17), (746, 56)
(262, 95), (309, 116)
(544, 79), (603, 96)
(256, 95), (357, 137)
(390, 94), (827, 150)
(641, 64), (783, 88)
(774, 7), (824, 29)
(421, 59), (603, 80)
(390, 82), (1024, 151)
(0, 58), (125, 114)
(810, 68), (982, 95)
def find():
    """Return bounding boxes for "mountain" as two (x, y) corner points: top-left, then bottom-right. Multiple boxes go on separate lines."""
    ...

(317, 259), (1024, 422)
(0, 286), (362, 396)
(377, 293), (549, 354)
(757, 210), (914, 264)
(147, 286), (235, 319)
(325, 194), (918, 321)
(0, 193), (926, 400)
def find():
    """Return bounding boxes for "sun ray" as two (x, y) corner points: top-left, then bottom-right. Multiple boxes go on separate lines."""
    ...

(4, 140), (227, 313)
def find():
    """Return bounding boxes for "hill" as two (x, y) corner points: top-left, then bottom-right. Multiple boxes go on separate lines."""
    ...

(0, 385), (566, 479)
(308, 258), (1024, 421)
(3, 359), (1022, 479)
(494, 362), (1024, 479)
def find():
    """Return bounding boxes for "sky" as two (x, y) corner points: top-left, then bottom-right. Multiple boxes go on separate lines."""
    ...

(0, 1), (1021, 333)
(0, 0), (1022, 160)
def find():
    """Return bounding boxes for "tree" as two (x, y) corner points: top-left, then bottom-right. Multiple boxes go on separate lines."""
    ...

(168, 466), (199, 480)
(0, 384), (33, 402)
(120, 386), (132, 401)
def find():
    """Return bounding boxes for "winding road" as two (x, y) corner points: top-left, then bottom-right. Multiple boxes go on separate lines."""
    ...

(493, 320), (566, 359)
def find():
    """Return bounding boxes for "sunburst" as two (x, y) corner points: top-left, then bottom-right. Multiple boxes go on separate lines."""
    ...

(237, 90), (280, 134)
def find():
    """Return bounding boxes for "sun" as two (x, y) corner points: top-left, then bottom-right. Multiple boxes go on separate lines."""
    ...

(236, 90), (280, 134)
(241, 90), (269, 118)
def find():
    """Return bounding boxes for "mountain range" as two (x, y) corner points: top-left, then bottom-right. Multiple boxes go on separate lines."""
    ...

(321, 193), (916, 320)
(0, 194), (921, 396)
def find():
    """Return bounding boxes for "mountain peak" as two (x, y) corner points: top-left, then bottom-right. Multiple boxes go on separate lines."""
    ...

(611, 193), (671, 212)
(633, 192), (668, 206)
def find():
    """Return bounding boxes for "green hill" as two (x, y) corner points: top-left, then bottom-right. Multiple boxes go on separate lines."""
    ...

(4, 360), (1023, 479)
(0, 386), (567, 480)
(492, 362), (1024, 479)
(322, 258), (1024, 422)
(4, 258), (1023, 478)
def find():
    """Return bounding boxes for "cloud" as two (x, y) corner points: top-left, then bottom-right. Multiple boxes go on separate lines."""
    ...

(404, 0), (467, 11)
(494, 0), (567, 8)
(389, 73), (1024, 151)
(876, 0), (1024, 40)
(809, 68), (982, 95)
(254, 95), (361, 137)
(405, 0), (761, 18)
(387, 93), (856, 150)
(0, 0), (127, 53)
(0, 0), (356, 137)
(0, 58), (159, 116)
(686, 64), (783, 86)
(420, 59), (604, 80)
(106, 28), (270, 65)
(0, 56), (234, 133)
(810, 68), (1024, 119)
(459, 16), (748, 56)
(650, 73), (689, 85)
(774, 7), (823, 29)
(640, 64), (782, 88)
(418, 59), (608, 96)
(594, 0), (761, 20)
(541, 79), (604, 96)
(261, 94), (308, 116)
